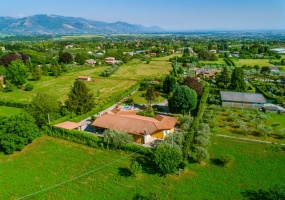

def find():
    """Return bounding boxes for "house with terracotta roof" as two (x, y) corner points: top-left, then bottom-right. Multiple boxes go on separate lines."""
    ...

(91, 108), (177, 144)
(54, 121), (83, 130)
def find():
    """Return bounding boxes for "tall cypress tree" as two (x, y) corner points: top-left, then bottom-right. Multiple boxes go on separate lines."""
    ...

(230, 67), (247, 92)
(65, 80), (94, 115)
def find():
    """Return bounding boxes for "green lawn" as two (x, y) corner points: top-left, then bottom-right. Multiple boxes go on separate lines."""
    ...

(0, 68), (136, 104)
(0, 106), (23, 116)
(130, 91), (167, 104)
(0, 56), (173, 105)
(236, 59), (271, 67)
(110, 58), (172, 80)
(0, 135), (284, 199)
(200, 58), (226, 65)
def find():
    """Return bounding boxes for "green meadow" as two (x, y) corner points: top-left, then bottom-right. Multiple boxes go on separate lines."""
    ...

(0, 135), (284, 200)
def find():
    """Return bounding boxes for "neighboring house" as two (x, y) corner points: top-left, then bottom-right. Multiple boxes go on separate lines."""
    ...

(189, 67), (221, 78)
(54, 121), (83, 130)
(92, 108), (177, 144)
(169, 50), (175, 54)
(210, 49), (217, 54)
(269, 66), (279, 72)
(270, 48), (285, 54)
(85, 59), (96, 66)
(64, 45), (74, 49)
(123, 52), (134, 56)
(149, 52), (156, 57)
(77, 76), (91, 81)
(105, 57), (121, 64)
(105, 57), (115, 63)
(220, 91), (266, 109)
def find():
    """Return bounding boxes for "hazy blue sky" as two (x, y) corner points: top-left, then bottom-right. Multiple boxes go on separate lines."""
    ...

(1, 0), (284, 30)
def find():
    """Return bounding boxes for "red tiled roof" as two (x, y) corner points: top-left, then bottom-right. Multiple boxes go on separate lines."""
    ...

(77, 76), (90, 79)
(54, 121), (83, 130)
(92, 114), (177, 135)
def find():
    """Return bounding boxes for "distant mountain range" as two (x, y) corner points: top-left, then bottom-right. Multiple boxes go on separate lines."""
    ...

(0, 14), (164, 35)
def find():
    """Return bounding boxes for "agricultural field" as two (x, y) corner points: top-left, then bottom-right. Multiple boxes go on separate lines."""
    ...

(0, 135), (284, 199)
(0, 106), (23, 116)
(110, 57), (173, 80)
(0, 56), (172, 105)
(235, 59), (271, 67)
(200, 58), (226, 65)
(205, 106), (285, 144)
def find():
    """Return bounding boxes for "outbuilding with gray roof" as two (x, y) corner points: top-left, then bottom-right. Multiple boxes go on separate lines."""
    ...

(220, 91), (266, 109)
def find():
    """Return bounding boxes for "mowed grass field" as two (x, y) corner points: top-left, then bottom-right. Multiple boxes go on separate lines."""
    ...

(0, 106), (23, 116)
(236, 59), (271, 67)
(0, 135), (284, 200)
(0, 56), (172, 104)
(110, 56), (173, 80)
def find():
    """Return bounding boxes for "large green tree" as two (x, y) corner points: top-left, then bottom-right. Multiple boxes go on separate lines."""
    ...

(168, 85), (197, 115)
(5, 61), (29, 86)
(230, 67), (247, 92)
(65, 80), (95, 115)
(145, 85), (156, 108)
(163, 75), (177, 94)
(260, 66), (271, 81)
(25, 93), (61, 127)
(183, 76), (203, 96)
(59, 52), (73, 64)
(75, 53), (88, 65)
(0, 113), (41, 154)
(216, 66), (231, 89)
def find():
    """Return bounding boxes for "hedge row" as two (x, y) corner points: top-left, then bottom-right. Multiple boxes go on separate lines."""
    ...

(247, 82), (256, 93)
(0, 99), (28, 108)
(183, 84), (210, 158)
(100, 64), (120, 77)
(256, 85), (277, 103)
(140, 81), (163, 91)
(43, 125), (153, 156)
(121, 144), (153, 156)
(223, 58), (235, 67)
(191, 85), (210, 131)
(43, 125), (103, 148)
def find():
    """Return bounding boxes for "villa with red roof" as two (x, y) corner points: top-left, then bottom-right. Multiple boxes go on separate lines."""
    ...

(91, 108), (177, 144)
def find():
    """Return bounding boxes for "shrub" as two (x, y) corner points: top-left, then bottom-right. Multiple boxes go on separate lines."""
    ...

(195, 146), (209, 163)
(25, 83), (34, 91)
(129, 160), (142, 177)
(153, 144), (183, 174)
(103, 129), (133, 149)
(218, 155), (234, 167)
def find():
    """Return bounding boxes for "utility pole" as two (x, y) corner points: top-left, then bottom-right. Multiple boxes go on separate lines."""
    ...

(172, 132), (174, 148)
(48, 113), (50, 125)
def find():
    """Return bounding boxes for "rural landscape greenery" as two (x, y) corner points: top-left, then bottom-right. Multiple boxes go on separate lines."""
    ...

(0, 31), (285, 200)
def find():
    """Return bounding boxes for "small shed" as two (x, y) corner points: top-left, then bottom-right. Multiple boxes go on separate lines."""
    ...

(54, 121), (83, 130)
(77, 76), (91, 81)
(85, 59), (96, 66)
(220, 91), (266, 109)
